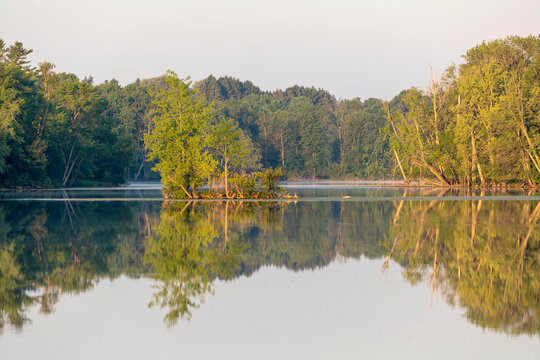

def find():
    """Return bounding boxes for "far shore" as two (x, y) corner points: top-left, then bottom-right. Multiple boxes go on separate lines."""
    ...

(2, 179), (540, 192)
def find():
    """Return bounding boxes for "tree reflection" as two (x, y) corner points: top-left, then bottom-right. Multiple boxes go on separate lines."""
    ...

(145, 202), (282, 326)
(0, 194), (539, 336)
(0, 236), (28, 331)
(386, 199), (540, 336)
(0, 201), (159, 332)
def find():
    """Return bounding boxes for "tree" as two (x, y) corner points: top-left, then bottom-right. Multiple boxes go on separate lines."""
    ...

(5, 41), (32, 69)
(0, 41), (46, 185)
(0, 39), (133, 187)
(386, 35), (540, 186)
(337, 98), (391, 179)
(288, 97), (332, 177)
(45, 72), (131, 186)
(97, 78), (160, 181)
(145, 71), (216, 198)
(208, 118), (260, 197)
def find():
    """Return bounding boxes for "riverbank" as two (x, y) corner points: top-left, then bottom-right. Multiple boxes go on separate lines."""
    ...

(3, 179), (540, 192)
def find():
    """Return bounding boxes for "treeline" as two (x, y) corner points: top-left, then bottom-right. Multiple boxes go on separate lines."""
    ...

(1, 35), (538, 188)
(0, 40), (140, 187)
(386, 35), (540, 186)
(196, 76), (391, 179)
(0, 39), (392, 188)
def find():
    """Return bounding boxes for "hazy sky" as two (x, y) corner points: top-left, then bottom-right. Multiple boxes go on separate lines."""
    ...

(1, 0), (538, 99)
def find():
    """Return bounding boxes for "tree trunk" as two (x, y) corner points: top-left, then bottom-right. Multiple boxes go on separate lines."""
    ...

(385, 103), (410, 184)
(394, 149), (409, 184)
(179, 183), (192, 198)
(429, 67), (440, 145)
(338, 111), (345, 172)
(280, 133), (285, 169)
(134, 149), (147, 181)
(471, 131), (485, 186)
(224, 158), (229, 198)
(62, 146), (80, 187)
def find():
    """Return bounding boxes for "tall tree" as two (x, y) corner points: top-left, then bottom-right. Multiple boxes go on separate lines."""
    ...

(208, 118), (250, 197)
(145, 71), (216, 198)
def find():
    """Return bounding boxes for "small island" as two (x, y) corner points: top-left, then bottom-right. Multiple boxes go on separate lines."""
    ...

(144, 72), (285, 199)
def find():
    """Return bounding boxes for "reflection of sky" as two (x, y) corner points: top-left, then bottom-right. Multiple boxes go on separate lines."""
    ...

(2, 258), (538, 359)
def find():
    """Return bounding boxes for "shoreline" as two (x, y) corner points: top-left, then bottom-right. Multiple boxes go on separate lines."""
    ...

(2, 179), (540, 192)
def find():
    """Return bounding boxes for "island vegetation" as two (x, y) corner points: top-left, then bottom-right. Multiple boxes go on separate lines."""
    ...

(144, 71), (283, 199)
(0, 35), (538, 189)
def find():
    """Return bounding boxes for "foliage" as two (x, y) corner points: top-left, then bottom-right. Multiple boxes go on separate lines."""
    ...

(145, 73), (279, 199)
(96, 77), (164, 181)
(196, 75), (261, 102)
(257, 167), (283, 192)
(196, 78), (392, 180)
(386, 35), (540, 186)
(2, 36), (538, 187)
(0, 39), (132, 187)
(208, 117), (259, 197)
(145, 72), (216, 198)
(228, 174), (257, 198)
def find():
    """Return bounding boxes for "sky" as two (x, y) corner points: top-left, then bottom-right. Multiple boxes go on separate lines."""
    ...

(1, 0), (538, 99)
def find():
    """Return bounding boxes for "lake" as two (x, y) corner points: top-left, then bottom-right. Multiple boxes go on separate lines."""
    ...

(1, 184), (539, 359)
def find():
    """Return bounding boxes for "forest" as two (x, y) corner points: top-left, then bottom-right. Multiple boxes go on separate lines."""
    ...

(386, 35), (540, 186)
(0, 35), (538, 188)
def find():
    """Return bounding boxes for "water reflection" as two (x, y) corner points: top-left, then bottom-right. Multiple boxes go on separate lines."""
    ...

(0, 197), (539, 336)
(386, 199), (540, 336)
(145, 202), (255, 325)
(0, 201), (160, 332)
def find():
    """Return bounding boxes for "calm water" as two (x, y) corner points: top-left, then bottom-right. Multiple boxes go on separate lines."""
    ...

(1, 186), (539, 359)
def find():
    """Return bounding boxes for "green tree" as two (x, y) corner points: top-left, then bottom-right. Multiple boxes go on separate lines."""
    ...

(0, 40), (47, 186)
(45, 73), (131, 186)
(337, 98), (391, 179)
(208, 118), (260, 197)
(97, 78), (160, 181)
(0, 39), (133, 187)
(386, 35), (540, 186)
(145, 71), (216, 198)
(289, 97), (332, 177)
